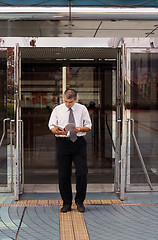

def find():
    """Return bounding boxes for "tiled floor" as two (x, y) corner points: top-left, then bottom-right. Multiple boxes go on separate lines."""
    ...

(24, 184), (114, 193)
(0, 192), (158, 239)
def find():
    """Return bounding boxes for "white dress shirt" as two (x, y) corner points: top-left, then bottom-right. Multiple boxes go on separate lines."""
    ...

(48, 102), (92, 137)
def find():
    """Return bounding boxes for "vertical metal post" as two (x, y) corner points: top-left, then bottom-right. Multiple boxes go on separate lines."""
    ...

(14, 43), (20, 200)
(114, 49), (121, 192)
(125, 119), (129, 191)
(22, 121), (24, 192)
(9, 120), (12, 191)
(124, 48), (131, 191)
(14, 44), (23, 199)
(62, 66), (66, 100)
(18, 52), (22, 194)
(10, 120), (15, 191)
(18, 120), (24, 194)
(120, 42), (127, 200)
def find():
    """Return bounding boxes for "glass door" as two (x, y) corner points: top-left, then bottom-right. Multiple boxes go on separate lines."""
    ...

(18, 47), (119, 190)
(68, 61), (117, 184)
(20, 59), (117, 185)
(0, 48), (15, 192)
(21, 59), (62, 184)
(124, 48), (158, 192)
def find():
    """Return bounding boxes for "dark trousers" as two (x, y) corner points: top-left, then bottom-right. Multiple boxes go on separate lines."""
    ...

(56, 136), (88, 206)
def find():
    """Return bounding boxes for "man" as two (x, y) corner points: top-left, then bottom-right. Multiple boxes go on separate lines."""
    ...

(48, 89), (92, 213)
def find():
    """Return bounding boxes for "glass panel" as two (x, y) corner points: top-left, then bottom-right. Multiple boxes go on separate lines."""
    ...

(69, 63), (116, 183)
(130, 53), (158, 183)
(0, 51), (7, 185)
(21, 60), (116, 184)
(21, 61), (62, 183)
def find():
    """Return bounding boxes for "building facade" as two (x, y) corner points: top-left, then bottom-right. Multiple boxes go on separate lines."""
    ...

(0, 0), (158, 200)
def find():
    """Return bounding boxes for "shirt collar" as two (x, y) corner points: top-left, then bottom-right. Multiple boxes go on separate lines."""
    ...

(71, 103), (76, 111)
(64, 102), (76, 112)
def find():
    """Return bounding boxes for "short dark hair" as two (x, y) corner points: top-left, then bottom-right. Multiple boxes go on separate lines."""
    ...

(64, 89), (77, 100)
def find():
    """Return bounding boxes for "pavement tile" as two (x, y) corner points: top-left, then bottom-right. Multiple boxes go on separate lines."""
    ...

(1, 192), (158, 239)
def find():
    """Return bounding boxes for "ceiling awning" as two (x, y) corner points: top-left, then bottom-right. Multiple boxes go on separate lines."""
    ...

(0, 7), (158, 20)
(0, 0), (158, 7)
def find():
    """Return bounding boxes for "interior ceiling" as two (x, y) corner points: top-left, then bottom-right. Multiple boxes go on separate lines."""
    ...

(0, 19), (158, 38)
(21, 47), (118, 59)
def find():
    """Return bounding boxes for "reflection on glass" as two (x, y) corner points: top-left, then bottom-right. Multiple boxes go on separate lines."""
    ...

(22, 61), (116, 184)
(130, 53), (158, 183)
(69, 63), (116, 176)
(21, 61), (62, 183)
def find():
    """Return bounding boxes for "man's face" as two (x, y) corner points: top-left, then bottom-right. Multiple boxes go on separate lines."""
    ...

(64, 97), (76, 109)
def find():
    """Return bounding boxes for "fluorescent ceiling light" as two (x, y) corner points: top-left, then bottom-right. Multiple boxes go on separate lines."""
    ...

(0, 7), (158, 14)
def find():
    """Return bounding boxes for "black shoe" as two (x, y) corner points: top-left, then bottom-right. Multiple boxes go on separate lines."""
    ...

(61, 205), (71, 213)
(76, 203), (85, 213)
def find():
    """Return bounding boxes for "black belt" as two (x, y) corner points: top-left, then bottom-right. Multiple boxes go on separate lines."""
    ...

(57, 136), (83, 140)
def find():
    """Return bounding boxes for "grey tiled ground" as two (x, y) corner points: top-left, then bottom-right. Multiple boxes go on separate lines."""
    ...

(84, 204), (158, 240)
(0, 192), (158, 239)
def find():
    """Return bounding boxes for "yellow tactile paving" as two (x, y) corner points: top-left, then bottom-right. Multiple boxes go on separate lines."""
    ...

(37, 200), (49, 205)
(83, 200), (91, 205)
(28, 200), (38, 205)
(3, 201), (158, 208)
(48, 200), (59, 205)
(60, 207), (75, 240)
(89, 200), (103, 205)
(71, 206), (90, 240)
(17, 200), (28, 205)
(58, 200), (63, 205)
(60, 205), (90, 240)
(16, 199), (122, 206)
(111, 199), (122, 204)
(101, 200), (113, 204)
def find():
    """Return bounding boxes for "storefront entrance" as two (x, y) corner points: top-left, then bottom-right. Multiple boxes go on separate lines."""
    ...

(0, 44), (122, 199)
(20, 48), (118, 185)
(1, 38), (158, 200)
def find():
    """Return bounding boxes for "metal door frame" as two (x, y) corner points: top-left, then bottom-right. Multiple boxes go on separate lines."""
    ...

(114, 48), (121, 193)
(0, 37), (126, 198)
(14, 44), (24, 200)
(114, 41), (128, 200)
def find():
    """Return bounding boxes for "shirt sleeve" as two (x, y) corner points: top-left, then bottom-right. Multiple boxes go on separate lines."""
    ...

(82, 106), (92, 129)
(48, 107), (58, 130)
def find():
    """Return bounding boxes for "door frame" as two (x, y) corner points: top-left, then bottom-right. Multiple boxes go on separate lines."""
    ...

(0, 37), (134, 199)
(20, 57), (119, 187)
(14, 44), (24, 200)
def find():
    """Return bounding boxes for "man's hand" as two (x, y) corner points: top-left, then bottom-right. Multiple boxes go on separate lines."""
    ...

(73, 127), (90, 133)
(51, 128), (67, 135)
(73, 127), (81, 133)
